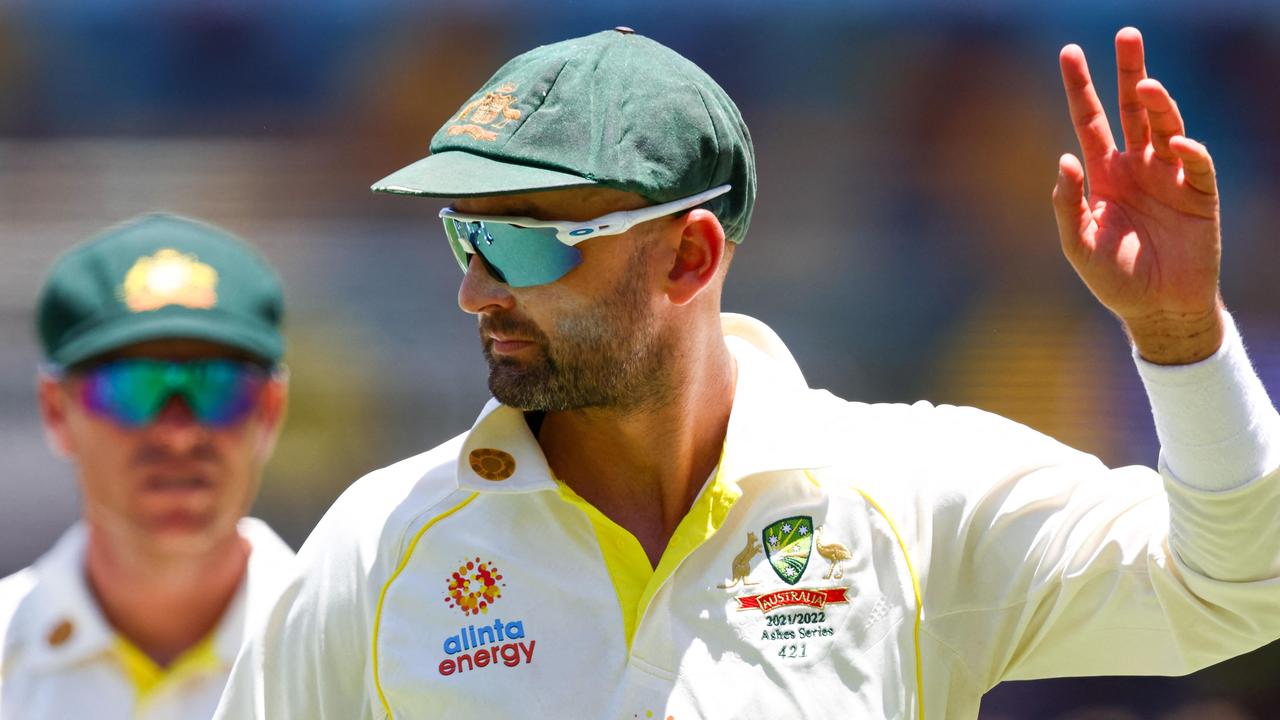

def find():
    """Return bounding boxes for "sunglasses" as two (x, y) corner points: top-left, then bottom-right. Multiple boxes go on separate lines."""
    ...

(71, 359), (273, 429)
(439, 184), (732, 288)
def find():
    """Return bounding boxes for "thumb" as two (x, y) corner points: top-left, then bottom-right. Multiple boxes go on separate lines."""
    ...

(1052, 153), (1093, 261)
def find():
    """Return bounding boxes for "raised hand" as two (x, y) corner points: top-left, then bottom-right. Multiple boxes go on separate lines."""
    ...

(1053, 27), (1224, 365)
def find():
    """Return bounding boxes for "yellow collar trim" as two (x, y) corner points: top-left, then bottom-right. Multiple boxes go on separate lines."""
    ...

(112, 632), (221, 702)
(554, 449), (742, 652)
(553, 480), (651, 650)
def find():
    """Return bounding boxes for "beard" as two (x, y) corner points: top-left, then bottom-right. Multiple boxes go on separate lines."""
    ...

(480, 250), (675, 414)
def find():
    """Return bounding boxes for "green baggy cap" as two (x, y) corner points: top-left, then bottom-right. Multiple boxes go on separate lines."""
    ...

(36, 213), (285, 368)
(371, 27), (756, 244)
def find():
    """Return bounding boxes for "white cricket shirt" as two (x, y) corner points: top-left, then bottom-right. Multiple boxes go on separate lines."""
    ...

(0, 518), (294, 720)
(215, 314), (1280, 720)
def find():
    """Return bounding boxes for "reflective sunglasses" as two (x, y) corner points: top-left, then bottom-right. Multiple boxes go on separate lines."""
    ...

(439, 184), (732, 288)
(70, 359), (273, 428)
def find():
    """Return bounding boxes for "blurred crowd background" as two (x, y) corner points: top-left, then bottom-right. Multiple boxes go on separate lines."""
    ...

(1, 1), (1278, 717)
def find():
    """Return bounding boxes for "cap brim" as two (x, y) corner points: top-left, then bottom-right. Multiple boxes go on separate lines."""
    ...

(371, 150), (599, 198)
(52, 313), (283, 368)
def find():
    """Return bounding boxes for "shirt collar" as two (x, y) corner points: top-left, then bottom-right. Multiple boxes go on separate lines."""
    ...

(456, 397), (560, 493)
(19, 524), (116, 673)
(716, 313), (844, 484)
(454, 312), (843, 493)
(18, 518), (294, 674)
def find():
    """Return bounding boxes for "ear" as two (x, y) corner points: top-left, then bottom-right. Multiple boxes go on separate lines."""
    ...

(664, 209), (727, 306)
(37, 375), (77, 460)
(251, 374), (289, 463)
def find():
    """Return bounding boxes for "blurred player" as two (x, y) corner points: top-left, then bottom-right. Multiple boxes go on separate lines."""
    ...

(0, 214), (294, 719)
(218, 28), (1280, 719)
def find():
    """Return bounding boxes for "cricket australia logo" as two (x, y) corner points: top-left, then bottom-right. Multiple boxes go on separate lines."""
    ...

(763, 516), (813, 585)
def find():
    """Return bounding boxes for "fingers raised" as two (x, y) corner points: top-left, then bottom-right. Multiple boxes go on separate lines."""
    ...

(1115, 27), (1150, 153)
(1060, 44), (1117, 164)
(1169, 135), (1217, 196)
(1137, 78), (1186, 163)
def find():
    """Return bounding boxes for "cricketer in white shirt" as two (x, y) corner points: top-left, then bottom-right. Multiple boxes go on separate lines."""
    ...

(219, 26), (1280, 720)
(5, 212), (297, 720)
(213, 314), (1280, 720)
(0, 519), (293, 720)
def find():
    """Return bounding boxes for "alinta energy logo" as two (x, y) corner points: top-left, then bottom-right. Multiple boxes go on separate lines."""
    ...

(439, 557), (536, 677)
(445, 557), (504, 616)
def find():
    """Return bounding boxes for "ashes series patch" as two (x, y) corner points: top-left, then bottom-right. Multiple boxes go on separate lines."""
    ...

(720, 517), (853, 664)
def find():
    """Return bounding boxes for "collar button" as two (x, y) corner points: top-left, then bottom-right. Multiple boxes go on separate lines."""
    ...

(47, 618), (74, 647)
(469, 448), (516, 481)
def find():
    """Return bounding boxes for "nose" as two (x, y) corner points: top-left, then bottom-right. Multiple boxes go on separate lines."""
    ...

(147, 396), (212, 452)
(458, 255), (516, 315)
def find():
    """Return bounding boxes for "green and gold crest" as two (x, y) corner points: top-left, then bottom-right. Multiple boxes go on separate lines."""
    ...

(762, 516), (813, 585)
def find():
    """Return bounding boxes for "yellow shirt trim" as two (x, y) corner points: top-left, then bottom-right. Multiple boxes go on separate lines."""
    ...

(555, 455), (742, 652)
(637, 461), (741, 635)
(112, 632), (220, 703)
(554, 480), (652, 648)
(806, 470), (926, 720)
(373, 492), (480, 720)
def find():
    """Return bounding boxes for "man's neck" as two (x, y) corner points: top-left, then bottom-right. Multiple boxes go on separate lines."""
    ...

(84, 523), (249, 667)
(537, 337), (736, 568)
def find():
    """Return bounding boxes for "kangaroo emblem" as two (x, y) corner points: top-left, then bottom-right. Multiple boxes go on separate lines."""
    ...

(447, 83), (523, 141)
(717, 532), (762, 589)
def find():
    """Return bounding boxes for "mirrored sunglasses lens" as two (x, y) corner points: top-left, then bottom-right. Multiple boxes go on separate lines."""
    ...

(444, 219), (516, 284)
(468, 221), (581, 288)
(452, 221), (506, 283)
(184, 361), (268, 427)
(79, 360), (267, 428)
(443, 218), (471, 271)
(79, 361), (171, 427)
(469, 251), (509, 284)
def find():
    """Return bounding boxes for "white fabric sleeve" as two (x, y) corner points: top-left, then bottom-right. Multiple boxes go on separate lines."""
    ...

(213, 487), (381, 720)
(874, 399), (1280, 687)
(1134, 311), (1280, 491)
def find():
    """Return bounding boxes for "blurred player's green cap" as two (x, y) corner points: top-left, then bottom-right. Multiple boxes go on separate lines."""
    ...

(36, 213), (285, 368)
(371, 27), (756, 243)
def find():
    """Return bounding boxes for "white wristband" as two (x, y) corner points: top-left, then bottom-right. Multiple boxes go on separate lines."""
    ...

(1135, 312), (1280, 491)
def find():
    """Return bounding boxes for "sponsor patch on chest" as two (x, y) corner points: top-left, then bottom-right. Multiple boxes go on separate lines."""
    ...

(437, 557), (539, 677)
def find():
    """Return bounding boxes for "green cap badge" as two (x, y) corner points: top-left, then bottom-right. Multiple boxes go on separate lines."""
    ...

(36, 213), (285, 368)
(371, 28), (756, 244)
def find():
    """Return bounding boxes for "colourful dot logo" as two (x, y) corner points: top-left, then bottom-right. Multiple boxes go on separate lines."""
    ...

(445, 557), (505, 616)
